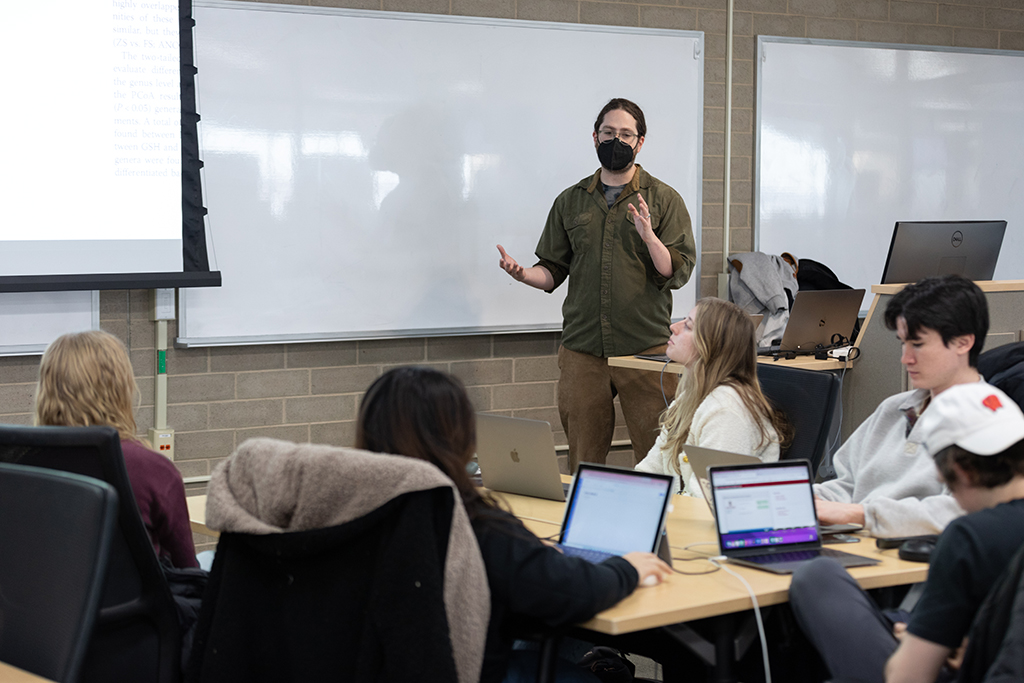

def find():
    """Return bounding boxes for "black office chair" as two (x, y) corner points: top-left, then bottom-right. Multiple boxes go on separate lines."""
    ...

(0, 425), (183, 683)
(0, 463), (118, 683)
(757, 363), (840, 478)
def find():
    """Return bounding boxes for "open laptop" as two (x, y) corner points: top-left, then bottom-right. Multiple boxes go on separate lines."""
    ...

(758, 289), (865, 355)
(475, 414), (567, 502)
(881, 220), (1006, 285)
(685, 444), (761, 517)
(557, 464), (675, 565)
(708, 460), (879, 574)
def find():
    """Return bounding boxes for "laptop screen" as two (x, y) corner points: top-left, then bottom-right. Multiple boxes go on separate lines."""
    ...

(561, 465), (672, 557)
(710, 462), (819, 551)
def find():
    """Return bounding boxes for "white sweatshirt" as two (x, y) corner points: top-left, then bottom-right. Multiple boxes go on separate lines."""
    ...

(814, 386), (968, 537)
(635, 385), (780, 496)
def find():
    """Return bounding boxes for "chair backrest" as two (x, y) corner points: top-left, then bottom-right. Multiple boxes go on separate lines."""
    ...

(0, 463), (118, 683)
(0, 425), (182, 683)
(756, 364), (840, 478)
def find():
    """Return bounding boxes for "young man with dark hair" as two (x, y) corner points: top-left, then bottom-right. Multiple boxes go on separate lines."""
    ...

(789, 383), (1024, 683)
(814, 274), (989, 537)
(495, 98), (696, 471)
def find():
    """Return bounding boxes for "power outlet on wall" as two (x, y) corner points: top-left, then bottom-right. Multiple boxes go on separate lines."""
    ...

(149, 428), (175, 460)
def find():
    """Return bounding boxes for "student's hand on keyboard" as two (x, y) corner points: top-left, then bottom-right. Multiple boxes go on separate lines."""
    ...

(814, 498), (866, 526)
(623, 552), (672, 587)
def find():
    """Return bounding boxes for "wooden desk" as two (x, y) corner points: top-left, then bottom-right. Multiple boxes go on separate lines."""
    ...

(608, 354), (851, 374)
(0, 662), (55, 683)
(187, 495), (216, 538)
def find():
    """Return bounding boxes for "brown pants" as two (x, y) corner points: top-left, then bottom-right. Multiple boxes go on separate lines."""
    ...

(557, 345), (678, 472)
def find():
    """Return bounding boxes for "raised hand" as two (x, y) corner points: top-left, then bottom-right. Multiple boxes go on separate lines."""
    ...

(497, 244), (526, 282)
(627, 192), (654, 242)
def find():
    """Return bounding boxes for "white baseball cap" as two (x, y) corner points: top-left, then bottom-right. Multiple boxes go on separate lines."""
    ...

(920, 384), (1024, 456)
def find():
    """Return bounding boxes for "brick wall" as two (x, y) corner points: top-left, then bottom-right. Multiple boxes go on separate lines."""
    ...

(1, 0), (1022, 551)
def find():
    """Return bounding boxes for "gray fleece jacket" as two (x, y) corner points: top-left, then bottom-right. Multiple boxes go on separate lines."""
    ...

(815, 387), (966, 538)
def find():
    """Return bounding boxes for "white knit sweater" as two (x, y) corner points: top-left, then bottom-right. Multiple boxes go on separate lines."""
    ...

(635, 385), (780, 496)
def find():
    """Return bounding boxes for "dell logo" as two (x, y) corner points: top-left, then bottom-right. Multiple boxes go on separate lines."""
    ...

(952, 230), (964, 248)
(509, 449), (520, 463)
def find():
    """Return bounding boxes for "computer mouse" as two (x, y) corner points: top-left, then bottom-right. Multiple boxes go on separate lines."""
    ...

(641, 574), (661, 587)
(898, 537), (938, 563)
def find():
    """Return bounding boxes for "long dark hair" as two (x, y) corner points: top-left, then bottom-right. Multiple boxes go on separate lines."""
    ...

(356, 366), (499, 521)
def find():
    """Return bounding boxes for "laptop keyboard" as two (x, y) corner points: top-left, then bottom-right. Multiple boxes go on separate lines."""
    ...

(559, 545), (615, 564)
(747, 548), (854, 564)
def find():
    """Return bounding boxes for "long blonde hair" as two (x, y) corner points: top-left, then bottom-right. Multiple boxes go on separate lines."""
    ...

(34, 330), (140, 443)
(660, 298), (791, 475)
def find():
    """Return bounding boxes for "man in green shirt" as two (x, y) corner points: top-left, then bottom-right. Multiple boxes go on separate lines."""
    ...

(497, 98), (696, 471)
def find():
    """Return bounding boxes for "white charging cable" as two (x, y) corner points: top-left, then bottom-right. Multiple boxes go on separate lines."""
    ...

(708, 557), (772, 683)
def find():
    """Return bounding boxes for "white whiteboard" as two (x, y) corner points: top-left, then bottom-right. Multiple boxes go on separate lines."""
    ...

(179, 3), (703, 346)
(756, 37), (1024, 306)
(0, 291), (99, 356)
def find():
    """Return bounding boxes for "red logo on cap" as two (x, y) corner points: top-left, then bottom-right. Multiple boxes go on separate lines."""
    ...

(983, 394), (1003, 412)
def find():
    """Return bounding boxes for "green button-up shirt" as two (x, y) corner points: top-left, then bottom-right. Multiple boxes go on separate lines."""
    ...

(534, 165), (696, 358)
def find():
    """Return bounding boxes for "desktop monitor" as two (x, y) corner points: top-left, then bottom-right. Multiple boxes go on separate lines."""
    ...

(880, 220), (1006, 285)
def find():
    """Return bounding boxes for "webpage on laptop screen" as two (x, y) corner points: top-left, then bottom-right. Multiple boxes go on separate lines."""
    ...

(563, 470), (667, 556)
(713, 465), (818, 550)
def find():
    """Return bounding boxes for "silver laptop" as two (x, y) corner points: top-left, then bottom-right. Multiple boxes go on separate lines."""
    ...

(557, 463), (674, 565)
(881, 220), (1006, 285)
(709, 460), (879, 575)
(475, 414), (567, 502)
(760, 289), (865, 354)
(685, 445), (760, 518)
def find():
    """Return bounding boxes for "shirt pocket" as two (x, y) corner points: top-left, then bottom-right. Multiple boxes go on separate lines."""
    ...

(566, 212), (593, 251)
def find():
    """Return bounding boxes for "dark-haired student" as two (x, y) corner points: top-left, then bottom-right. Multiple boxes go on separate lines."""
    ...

(814, 274), (989, 537)
(356, 366), (672, 683)
(789, 383), (1024, 683)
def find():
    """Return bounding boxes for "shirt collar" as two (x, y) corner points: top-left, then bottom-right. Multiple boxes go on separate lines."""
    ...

(584, 164), (648, 194)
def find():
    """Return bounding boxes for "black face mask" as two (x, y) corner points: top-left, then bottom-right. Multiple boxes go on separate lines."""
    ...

(597, 138), (635, 172)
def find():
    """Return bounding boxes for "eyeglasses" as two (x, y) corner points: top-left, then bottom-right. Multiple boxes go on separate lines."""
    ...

(597, 128), (638, 145)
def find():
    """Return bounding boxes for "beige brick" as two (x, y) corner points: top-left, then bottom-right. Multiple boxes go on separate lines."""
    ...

(516, 0), (578, 23)
(130, 348), (156, 377)
(129, 319), (156, 349)
(807, 17), (858, 40)
(99, 290), (128, 318)
(699, 275), (719, 298)
(466, 385), (492, 412)
(704, 82), (725, 110)
(137, 377), (154, 407)
(735, 0), (789, 12)
(209, 399), (284, 430)
(579, 1), (638, 26)
(987, 7), (1024, 28)
(358, 337), (426, 364)
(0, 355), (41, 384)
(493, 333), (558, 358)
(751, 14), (807, 37)
(166, 345), (209, 375)
(840, 0), (890, 20)
(101, 320), (129, 346)
(315, 0), (381, 9)
(175, 430), (235, 462)
(167, 403), (210, 432)
(168, 373), (235, 403)
(698, 9), (728, 34)
(891, 2), (938, 24)
(310, 421), (357, 447)
(730, 228), (754, 253)
(176, 459), (210, 479)
(381, 0), (451, 14)
(732, 85), (754, 111)
(210, 346), (285, 372)
(731, 179), (753, 204)
(789, 0), (840, 17)
(703, 154), (725, 179)
(906, 24), (955, 44)
(703, 203), (723, 228)
(858, 21), (908, 43)
(510, 406), (561, 427)
(704, 179), (724, 203)
(236, 369), (310, 399)
(285, 395), (357, 423)
(451, 0), (515, 18)
(730, 203), (751, 229)
(311, 365), (380, 395)
(940, 4), (987, 26)
(0, 413), (32, 426)
(734, 35), (756, 61)
(236, 424), (310, 445)
(706, 57), (726, 85)
(492, 382), (556, 410)
(426, 335), (492, 361)
(513, 356), (559, 382)
(640, 5), (697, 30)
(1000, 29), (1024, 49)
(684, 0), (730, 9)
(704, 105), (725, 133)
(450, 359), (513, 386)
(701, 227), (724, 252)
(954, 27), (1000, 46)
(730, 152), (752, 179)
(284, 341), (358, 368)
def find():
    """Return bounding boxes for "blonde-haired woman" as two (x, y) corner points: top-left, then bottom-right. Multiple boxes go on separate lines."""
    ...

(35, 330), (198, 568)
(636, 298), (791, 496)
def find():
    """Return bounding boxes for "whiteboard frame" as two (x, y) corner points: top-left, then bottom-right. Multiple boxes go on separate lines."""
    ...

(0, 291), (100, 356)
(179, 2), (703, 347)
(754, 35), (1024, 294)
